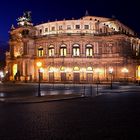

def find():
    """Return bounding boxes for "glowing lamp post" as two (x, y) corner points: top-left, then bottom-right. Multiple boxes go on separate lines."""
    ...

(109, 67), (113, 89)
(37, 62), (42, 97)
(121, 67), (129, 82)
(0, 71), (4, 82)
(95, 68), (101, 95)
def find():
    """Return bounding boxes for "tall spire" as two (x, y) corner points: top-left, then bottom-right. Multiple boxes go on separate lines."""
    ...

(85, 10), (89, 16)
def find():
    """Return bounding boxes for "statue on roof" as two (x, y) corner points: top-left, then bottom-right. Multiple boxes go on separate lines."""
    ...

(23, 11), (32, 21)
(11, 24), (15, 30)
(17, 11), (33, 27)
(85, 10), (89, 16)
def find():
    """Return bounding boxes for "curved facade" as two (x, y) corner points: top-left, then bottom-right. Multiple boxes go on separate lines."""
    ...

(5, 12), (140, 83)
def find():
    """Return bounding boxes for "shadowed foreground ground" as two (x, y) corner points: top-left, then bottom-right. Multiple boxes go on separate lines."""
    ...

(0, 90), (140, 140)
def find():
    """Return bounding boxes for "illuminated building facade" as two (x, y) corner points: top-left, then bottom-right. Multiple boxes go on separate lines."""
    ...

(5, 12), (140, 83)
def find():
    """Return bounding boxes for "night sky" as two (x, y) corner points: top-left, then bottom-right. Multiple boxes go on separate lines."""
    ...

(0, 0), (140, 43)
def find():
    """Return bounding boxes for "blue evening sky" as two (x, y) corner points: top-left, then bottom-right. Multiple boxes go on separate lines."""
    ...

(0, 0), (140, 43)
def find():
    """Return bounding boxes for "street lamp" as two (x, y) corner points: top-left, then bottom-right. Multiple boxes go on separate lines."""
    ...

(95, 68), (100, 95)
(121, 67), (129, 82)
(37, 62), (42, 97)
(108, 67), (113, 89)
(0, 71), (4, 83)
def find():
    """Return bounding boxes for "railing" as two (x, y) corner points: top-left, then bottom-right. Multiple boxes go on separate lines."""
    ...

(35, 31), (136, 38)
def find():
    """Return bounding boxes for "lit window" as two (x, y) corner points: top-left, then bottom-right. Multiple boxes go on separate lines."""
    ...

(136, 46), (140, 56)
(87, 67), (93, 71)
(75, 25), (80, 29)
(49, 67), (54, 72)
(13, 64), (17, 78)
(38, 47), (44, 57)
(84, 25), (89, 29)
(73, 44), (80, 56)
(67, 25), (71, 30)
(137, 66), (140, 79)
(86, 44), (93, 57)
(60, 44), (67, 56)
(73, 66), (80, 71)
(48, 45), (55, 56)
(60, 66), (65, 72)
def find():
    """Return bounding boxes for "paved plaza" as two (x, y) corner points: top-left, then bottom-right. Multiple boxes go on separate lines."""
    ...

(0, 83), (140, 139)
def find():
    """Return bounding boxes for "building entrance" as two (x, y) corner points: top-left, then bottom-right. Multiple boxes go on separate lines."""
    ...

(73, 73), (80, 83)
(61, 72), (66, 82)
(86, 73), (93, 83)
(49, 72), (54, 82)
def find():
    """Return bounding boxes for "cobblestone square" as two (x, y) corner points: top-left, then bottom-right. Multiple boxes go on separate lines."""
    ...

(0, 83), (140, 139)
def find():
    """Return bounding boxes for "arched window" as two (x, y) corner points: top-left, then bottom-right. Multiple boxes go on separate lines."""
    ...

(60, 66), (65, 72)
(13, 64), (17, 77)
(75, 25), (80, 29)
(87, 67), (93, 71)
(136, 45), (140, 56)
(106, 43), (113, 54)
(72, 44), (80, 56)
(48, 45), (55, 56)
(84, 25), (89, 29)
(86, 44), (93, 57)
(51, 26), (55, 31)
(49, 67), (54, 72)
(59, 25), (63, 30)
(38, 46), (43, 57)
(137, 66), (140, 79)
(22, 29), (29, 36)
(73, 66), (80, 72)
(103, 44), (107, 54)
(100, 28), (102, 33)
(60, 44), (67, 56)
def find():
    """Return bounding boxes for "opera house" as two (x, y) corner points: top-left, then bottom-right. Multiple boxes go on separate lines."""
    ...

(5, 12), (140, 83)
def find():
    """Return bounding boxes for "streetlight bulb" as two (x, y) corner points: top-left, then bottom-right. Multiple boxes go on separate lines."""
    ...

(37, 62), (42, 67)
(0, 71), (4, 78)
(40, 67), (44, 73)
(109, 67), (113, 74)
